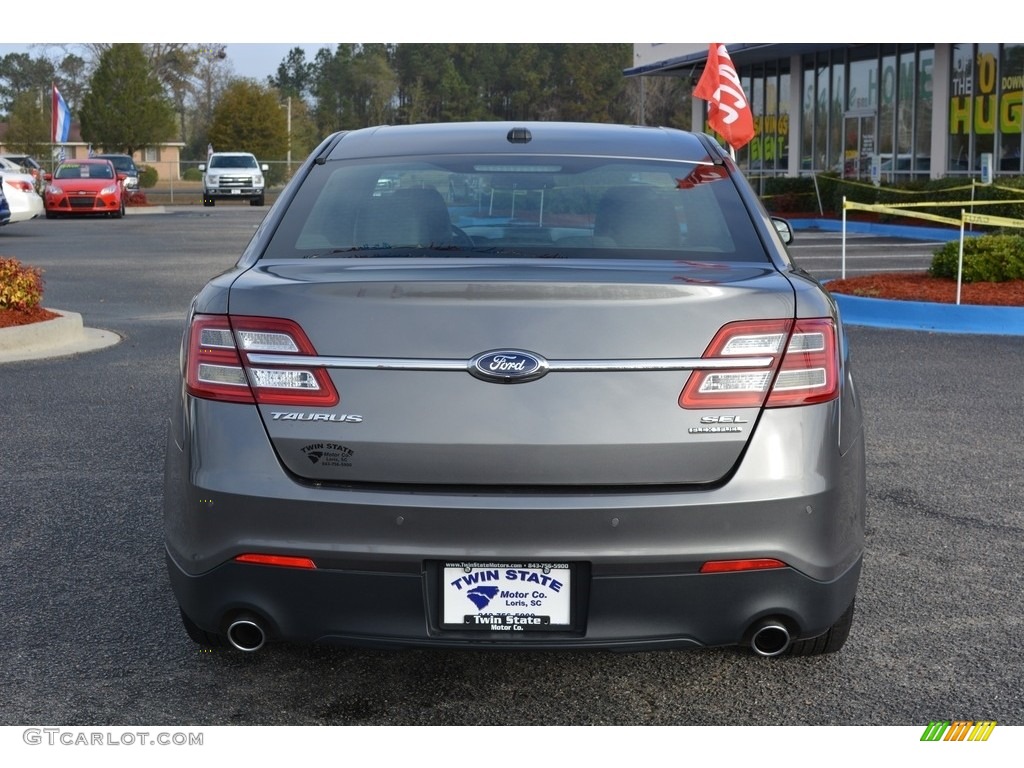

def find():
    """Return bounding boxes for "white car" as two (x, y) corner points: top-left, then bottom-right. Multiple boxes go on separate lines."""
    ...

(0, 171), (45, 224)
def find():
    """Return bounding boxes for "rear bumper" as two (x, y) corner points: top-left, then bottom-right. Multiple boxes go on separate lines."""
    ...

(164, 396), (866, 650)
(167, 548), (861, 650)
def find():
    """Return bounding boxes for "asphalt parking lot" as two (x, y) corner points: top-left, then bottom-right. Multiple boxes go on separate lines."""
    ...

(0, 210), (1021, 736)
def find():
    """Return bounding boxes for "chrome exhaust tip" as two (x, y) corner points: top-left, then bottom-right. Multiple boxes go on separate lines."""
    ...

(226, 616), (267, 652)
(749, 619), (791, 657)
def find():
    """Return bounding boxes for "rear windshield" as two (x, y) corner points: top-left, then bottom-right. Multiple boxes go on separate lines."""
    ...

(263, 154), (768, 262)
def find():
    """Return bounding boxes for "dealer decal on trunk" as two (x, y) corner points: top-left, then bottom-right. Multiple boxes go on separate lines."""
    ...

(301, 443), (355, 466)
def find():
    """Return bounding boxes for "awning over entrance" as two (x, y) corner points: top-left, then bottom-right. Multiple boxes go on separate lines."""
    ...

(623, 43), (833, 77)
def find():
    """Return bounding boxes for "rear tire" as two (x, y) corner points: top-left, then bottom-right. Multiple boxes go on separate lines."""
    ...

(786, 599), (856, 656)
(179, 609), (226, 648)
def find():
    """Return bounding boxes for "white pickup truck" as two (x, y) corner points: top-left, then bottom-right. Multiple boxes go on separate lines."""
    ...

(199, 152), (268, 206)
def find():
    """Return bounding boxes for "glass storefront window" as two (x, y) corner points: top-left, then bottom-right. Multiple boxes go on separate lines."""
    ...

(998, 43), (1023, 173)
(849, 58), (875, 110)
(949, 44), (974, 172)
(739, 71), (760, 169)
(897, 50), (914, 158)
(949, 43), (1022, 174)
(802, 62), (816, 171)
(878, 52), (896, 175)
(916, 48), (934, 170)
(972, 43), (999, 170)
(778, 71), (790, 170)
(829, 60), (842, 172)
(725, 44), (938, 179)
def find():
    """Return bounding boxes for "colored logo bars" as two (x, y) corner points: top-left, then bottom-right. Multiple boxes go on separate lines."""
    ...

(921, 720), (997, 742)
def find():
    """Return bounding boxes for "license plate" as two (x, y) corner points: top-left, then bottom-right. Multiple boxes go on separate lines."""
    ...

(230, 189), (241, 194)
(442, 562), (572, 631)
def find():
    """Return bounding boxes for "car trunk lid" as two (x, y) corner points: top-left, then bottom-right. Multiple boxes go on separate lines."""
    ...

(227, 259), (796, 486)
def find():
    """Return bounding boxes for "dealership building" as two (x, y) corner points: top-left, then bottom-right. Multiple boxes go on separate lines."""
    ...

(626, 44), (1023, 181)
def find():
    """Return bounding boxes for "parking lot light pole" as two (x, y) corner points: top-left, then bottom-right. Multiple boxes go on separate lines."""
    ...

(281, 97), (292, 179)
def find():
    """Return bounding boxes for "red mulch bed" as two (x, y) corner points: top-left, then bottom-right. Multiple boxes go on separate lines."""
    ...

(826, 272), (1024, 307)
(0, 306), (62, 329)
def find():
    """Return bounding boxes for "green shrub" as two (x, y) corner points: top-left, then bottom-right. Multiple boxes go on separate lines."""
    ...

(0, 257), (45, 311)
(930, 234), (1024, 282)
(139, 165), (159, 188)
(182, 167), (203, 182)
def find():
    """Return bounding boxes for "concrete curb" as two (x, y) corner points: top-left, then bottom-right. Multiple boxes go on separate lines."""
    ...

(0, 309), (121, 364)
(833, 293), (1024, 336)
(789, 218), (969, 242)
(793, 218), (1022, 336)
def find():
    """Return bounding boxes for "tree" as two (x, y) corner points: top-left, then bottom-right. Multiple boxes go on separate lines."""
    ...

(56, 54), (88, 112)
(349, 45), (398, 126)
(0, 52), (54, 115)
(79, 44), (176, 155)
(185, 47), (234, 160)
(309, 45), (358, 133)
(3, 91), (50, 157)
(629, 76), (693, 129)
(554, 44), (633, 123)
(283, 44), (643, 130)
(282, 96), (322, 175)
(207, 79), (288, 164)
(269, 47), (312, 100)
(147, 44), (200, 148)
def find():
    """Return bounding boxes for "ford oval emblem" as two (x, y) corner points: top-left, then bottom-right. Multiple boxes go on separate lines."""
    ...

(470, 350), (548, 384)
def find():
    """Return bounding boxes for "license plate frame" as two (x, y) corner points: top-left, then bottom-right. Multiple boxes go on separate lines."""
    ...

(441, 562), (573, 632)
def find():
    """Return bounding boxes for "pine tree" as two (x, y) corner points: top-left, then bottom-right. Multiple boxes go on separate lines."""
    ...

(79, 43), (176, 156)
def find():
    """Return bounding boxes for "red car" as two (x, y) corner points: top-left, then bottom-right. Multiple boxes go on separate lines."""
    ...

(44, 159), (126, 219)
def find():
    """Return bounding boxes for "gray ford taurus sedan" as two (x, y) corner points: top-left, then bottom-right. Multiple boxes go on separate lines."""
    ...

(164, 122), (865, 656)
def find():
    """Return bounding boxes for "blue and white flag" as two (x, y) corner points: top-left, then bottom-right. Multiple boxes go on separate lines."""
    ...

(88, 144), (95, 158)
(52, 84), (72, 144)
(57, 146), (66, 163)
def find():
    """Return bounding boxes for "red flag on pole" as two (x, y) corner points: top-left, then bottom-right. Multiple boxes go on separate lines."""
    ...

(694, 43), (755, 152)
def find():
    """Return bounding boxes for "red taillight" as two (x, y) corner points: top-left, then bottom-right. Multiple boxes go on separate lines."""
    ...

(234, 553), (317, 569)
(765, 318), (839, 407)
(699, 558), (787, 574)
(186, 316), (252, 403)
(678, 318), (839, 409)
(185, 314), (339, 406)
(7, 179), (35, 193)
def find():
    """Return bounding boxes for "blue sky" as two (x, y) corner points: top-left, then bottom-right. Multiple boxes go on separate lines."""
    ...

(220, 44), (333, 81)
